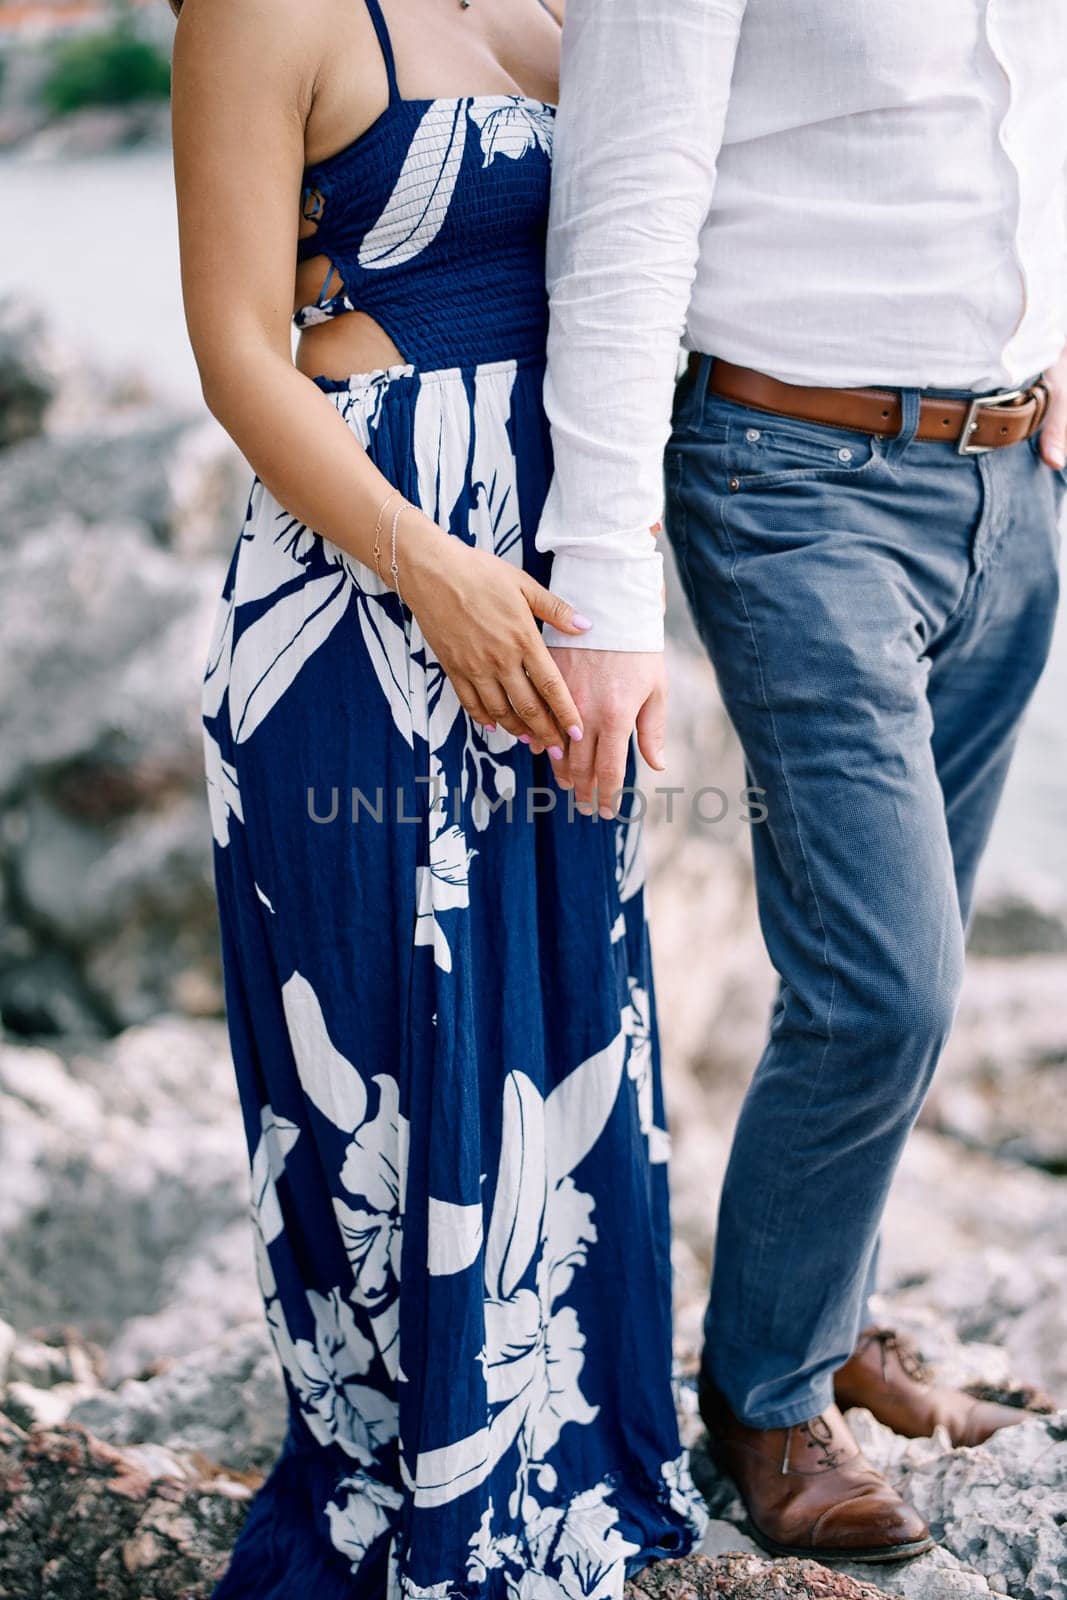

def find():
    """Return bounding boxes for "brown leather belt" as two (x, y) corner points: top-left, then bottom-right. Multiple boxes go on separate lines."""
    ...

(689, 355), (1049, 455)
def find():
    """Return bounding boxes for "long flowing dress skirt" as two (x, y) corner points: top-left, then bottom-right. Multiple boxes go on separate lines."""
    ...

(201, 354), (708, 1599)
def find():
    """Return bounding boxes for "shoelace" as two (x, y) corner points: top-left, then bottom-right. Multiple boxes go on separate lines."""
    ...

(782, 1414), (850, 1474)
(866, 1327), (931, 1386)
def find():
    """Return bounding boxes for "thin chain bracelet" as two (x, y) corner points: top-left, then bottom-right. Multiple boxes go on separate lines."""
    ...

(389, 500), (407, 606)
(372, 488), (401, 585)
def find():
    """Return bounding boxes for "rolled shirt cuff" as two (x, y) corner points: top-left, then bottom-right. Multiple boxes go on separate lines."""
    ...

(541, 550), (665, 652)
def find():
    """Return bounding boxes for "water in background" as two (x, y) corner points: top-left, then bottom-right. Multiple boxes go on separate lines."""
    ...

(1, 149), (200, 403)
(3, 147), (1064, 894)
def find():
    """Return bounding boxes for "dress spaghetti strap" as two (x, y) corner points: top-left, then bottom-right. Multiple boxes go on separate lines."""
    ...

(363, 0), (401, 103)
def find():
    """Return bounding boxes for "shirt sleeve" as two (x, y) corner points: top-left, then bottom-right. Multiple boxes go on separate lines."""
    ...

(536, 0), (749, 651)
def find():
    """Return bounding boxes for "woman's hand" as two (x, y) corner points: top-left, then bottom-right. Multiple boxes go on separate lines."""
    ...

(401, 508), (592, 750)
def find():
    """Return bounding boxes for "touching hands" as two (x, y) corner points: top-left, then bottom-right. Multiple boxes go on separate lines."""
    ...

(401, 509), (592, 751)
(544, 648), (667, 817)
(398, 505), (669, 806)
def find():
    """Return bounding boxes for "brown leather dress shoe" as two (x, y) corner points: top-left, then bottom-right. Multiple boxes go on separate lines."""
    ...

(834, 1327), (1055, 1448)
(698, 1375), (933, 1563)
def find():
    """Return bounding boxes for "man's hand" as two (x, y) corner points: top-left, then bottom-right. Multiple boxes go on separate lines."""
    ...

(1039, 344), (1067, 470)
(545, 649), (667, 817)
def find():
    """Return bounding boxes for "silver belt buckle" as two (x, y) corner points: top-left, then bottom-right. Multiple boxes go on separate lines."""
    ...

(956, 386), (1028, 456)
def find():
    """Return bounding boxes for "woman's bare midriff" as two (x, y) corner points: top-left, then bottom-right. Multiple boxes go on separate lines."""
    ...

(294, 305), (407, 383)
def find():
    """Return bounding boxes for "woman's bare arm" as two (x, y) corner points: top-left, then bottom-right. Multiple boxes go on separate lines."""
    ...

(172, 0), (587, 747)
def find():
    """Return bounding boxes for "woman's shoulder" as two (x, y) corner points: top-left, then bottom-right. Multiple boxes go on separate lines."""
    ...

(177, 0), (388, 126)
(176, 0), (383, 149)
(172, 0), (345, 85)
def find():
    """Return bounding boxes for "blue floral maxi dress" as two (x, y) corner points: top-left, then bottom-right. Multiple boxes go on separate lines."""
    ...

(200, 10), (707, 1596)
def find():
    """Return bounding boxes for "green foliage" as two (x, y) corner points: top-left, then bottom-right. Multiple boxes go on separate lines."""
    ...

(40, 22), (171, 114)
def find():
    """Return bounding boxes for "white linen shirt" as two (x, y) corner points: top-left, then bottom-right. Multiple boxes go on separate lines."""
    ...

(535, 0), (1067, 652)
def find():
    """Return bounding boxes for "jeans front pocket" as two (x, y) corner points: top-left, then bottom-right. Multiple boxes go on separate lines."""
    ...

(702, 394), (883, 489)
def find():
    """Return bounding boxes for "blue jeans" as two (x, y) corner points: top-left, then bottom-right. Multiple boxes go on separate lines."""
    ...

(665, 355), (1063, 1428)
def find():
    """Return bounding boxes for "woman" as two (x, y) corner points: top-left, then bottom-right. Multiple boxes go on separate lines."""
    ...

(171, 0), (706, 1593)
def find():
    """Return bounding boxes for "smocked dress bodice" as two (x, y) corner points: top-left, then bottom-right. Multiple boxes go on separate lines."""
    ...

(293, 2), (555, 370)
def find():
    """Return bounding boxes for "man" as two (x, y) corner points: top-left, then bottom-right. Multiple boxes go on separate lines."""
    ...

(535, 0), (1066, 1564)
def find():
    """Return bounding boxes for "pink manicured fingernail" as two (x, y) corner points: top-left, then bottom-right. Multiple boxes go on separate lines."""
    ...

(568, 725), (583, 741)
(548, 745), (564, 760)
(1050, 446), (1066, 469)
(483, 722), (497, 731)
(571, 613), (593, 631)
(518, 734), (531, 744)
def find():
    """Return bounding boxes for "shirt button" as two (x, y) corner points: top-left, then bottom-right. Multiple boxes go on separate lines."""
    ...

(837, 447), (853, 463)
(729, 477), (740, 492)
(745, 427), (761, 442)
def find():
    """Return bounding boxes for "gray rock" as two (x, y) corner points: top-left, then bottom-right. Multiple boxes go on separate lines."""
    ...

(0, 516), (220, 804)
(0, 407), (248, 556)
(851, 1408), (1067, 1600)
(647, 641), (777, 1107)
(890, 1245), (1067, 1409)
(968, 872), (1067, 958)
(0, 416), (191, 543)
(0, 515), (225, 1029)
(0, 943), (105, 1038)
(4, 1328), (103, 1391)
(698, 1520), (761, 1560)
(4, 1377), (101, 1431)
(70, 1322), (285, 1474)
(105, 1218), (265, 1385)
(0, 296), (56, 446)
(14, 790), (210, 944)
(10, 788), (220, 1028)
(669, 1102), (1067, 1397)
(165, 416), (251, 560)
(877, 1132), (1067, 1304)
(925, 956), (1067, 1174)
(836, 1545), (995, 1599)
(0, 1021), (253, 1352)
(0, 1319), (15, 1387)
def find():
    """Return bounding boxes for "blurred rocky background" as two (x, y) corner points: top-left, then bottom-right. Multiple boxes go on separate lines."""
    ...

(0, 0), (171, 158)
(1, 5), (1066, 1596)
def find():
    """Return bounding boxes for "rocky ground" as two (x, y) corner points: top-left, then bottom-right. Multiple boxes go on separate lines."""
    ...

(1, 297), (1065, 1597)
